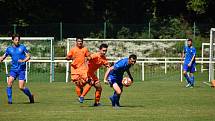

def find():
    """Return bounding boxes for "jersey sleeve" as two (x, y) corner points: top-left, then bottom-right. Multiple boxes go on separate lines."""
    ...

(192, 48), (196, 56)
(113, 61), (124, 70)
(23, 45), (29, 54)
(4, 48), (10, 57)
(90, 53), (98, 59)
(67, 49), (74, 58)
(85, 48), (90, 57)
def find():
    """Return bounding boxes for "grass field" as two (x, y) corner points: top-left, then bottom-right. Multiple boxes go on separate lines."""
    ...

(0, 79), (215, 121)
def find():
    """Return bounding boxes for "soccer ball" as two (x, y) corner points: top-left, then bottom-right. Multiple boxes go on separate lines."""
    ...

(122, 77), (132, 87)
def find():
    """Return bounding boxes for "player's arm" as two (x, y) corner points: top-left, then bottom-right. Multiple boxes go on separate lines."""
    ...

(181, 49), (185, 64)
(66, 50), (74, 60)
(19, 52), (31, 62)
(103, 66), (114, 84)
(188, 48), (196, 67)
(0, 54), (8, 62)
(0, 48), (9, 62)
(126, 69), (134, 82)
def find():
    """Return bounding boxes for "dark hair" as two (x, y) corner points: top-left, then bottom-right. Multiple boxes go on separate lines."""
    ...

(129, 54), (137, 60)
(76, 37), (83, 41)
(187, 38), (192, 42)
(12, 34), (20, 40)
(99, 43), (108, 50)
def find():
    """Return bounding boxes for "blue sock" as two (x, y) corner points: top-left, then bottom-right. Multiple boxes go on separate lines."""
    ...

(22, 87), (32, 97)
(190, 76), (195, 86)
(7, 87), (12, 103)
(184, 74), (191, 84)
(113, 92), (120, 106)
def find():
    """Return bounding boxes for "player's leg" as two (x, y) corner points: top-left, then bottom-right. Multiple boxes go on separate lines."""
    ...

(93, 81), (102, 106)
(18, 71), (34, 103)
(7, 75), (15, 104)
(189, 64), (196, 87)
(183, 64), (191, 87)
(111, 83), (122, 107)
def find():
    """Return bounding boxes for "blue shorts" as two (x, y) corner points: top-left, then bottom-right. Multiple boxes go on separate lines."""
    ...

(108, 76), (123, 87)
(183, 64), (196, 73)
(10, 70), (26, 81)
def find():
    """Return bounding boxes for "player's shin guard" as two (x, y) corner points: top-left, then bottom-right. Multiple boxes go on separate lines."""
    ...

(7, 87), (12, 103)
(95, 89), (102, 104)
(184, 74), (191, 84)
(22, 87), (32, 97)
(75, 86), (82, 97)
(113, 93), (120, 107)
(190, 76), (195, 86)
(81, 84), (92, 97)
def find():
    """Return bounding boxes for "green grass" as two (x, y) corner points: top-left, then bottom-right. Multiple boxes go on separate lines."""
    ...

(0, 79), (215, 121)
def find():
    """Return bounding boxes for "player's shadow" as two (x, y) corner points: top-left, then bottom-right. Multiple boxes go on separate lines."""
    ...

(13, 102), (40, 104)
(81, 104), (144, 108)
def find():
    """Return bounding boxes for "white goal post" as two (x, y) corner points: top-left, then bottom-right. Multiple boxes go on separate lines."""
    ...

(209, 28), (215, 82)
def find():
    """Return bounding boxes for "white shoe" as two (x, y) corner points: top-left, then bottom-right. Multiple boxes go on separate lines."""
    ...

(186, 84), (191, 88)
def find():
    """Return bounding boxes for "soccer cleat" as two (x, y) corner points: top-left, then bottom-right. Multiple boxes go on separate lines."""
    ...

(29, 95), (34, 103)
(8, 101), (12, 104)
(93, 103), (102, 107)
(79, 97), (84, 103)
(189, 86), (194, 88)
(185, 84), (191, 88)
(109, 96), (115, 107)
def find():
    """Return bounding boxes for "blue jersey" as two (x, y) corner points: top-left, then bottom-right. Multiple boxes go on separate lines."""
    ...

(5, 44), (29, 71)
(108, 58), (131, 81)
(184, 46), (196, 65)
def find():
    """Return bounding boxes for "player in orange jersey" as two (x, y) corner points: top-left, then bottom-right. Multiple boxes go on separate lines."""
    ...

(79, 44), (110, 106)
(66, 37), (90, 99)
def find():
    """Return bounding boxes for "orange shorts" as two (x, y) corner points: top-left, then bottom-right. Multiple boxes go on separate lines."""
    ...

(71, 73), (88, 87)
(88, 73), (100, 85)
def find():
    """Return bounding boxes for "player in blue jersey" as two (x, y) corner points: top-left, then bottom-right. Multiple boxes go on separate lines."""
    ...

(104, 54), (137, 107)
(0, 34), (34, 104)
(181, 39), (196, 88)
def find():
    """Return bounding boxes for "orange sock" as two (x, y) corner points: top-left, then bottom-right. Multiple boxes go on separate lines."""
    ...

(75, 86), (82, 97)
(95, 89), (102, 104)
(81, 84), (92, 97)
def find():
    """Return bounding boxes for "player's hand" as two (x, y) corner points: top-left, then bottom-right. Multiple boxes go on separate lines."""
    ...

(0, 57), (3, 62)
(104, 80), (109, 85)
(18, 59), (25, 63)
(188, 63), (191, 67)
(180, 61), (184, 64)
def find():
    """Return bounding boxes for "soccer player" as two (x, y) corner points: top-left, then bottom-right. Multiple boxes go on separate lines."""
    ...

(181, 38), (196, 88)
(104, 54), (137, 107)
(0, 34), (34, 104)
(79, 44), (110, 106)
(66, 37), (90, 99)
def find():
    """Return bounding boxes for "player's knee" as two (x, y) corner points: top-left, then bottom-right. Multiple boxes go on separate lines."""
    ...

(183, 71), (187, 75)
(19, 86), (24, 90)
(96, 86), (102, 91)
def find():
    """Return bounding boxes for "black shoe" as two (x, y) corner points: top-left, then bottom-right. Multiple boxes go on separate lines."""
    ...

(93, 103), (102, 107)
(8, 101), (12, 104)
(29, 95), (34, 103)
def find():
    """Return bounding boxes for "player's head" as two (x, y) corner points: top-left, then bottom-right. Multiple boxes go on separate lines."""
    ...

(99, 43), (108, 56)
(128, 54), (137, 65)
(76, 37), (84, 48)
(12, 34), (20, 46)
(187, 38), (192, 47)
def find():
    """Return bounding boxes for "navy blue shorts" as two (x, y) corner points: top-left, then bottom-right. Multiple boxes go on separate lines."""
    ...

(183, 64), (196, 73)
(10, 70), (26, 81)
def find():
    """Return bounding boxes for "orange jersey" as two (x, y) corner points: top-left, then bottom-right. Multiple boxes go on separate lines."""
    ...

(88, 52), (109, 75)
(67, 46), (90, 74)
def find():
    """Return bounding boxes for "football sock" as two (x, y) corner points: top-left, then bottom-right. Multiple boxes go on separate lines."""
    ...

(80, 84), (92, 97)
(7, 87), (12, 103)
(75, 86), (82, 97)
(190, 76), (195, 86)
(184, 74), (191, 84)
(22, 87), (32, 97)
(95, 89), (102, 104)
